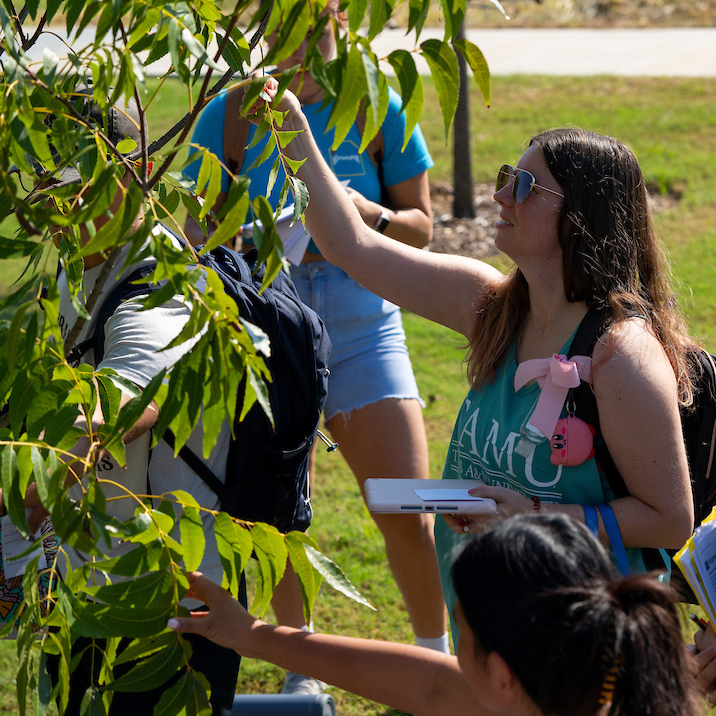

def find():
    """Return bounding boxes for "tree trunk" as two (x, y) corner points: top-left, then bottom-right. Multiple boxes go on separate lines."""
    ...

(452, 21), (475, 219)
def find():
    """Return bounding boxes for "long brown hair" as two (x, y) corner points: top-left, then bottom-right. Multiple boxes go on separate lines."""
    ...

(466, 128), (694, 404)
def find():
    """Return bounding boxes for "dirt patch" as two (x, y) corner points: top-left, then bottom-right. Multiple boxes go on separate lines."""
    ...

(428, 182), (501, 260)
(428, 182), (681, 260)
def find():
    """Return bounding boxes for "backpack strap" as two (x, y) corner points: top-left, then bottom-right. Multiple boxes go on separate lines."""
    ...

(685, 349), (716, 522)
(570, 309), (671, 575)
(568, 308), (628, 499)
(65, 263), (165, 367)
(163, 429), (226, 498)
(224, 86), (251, 177)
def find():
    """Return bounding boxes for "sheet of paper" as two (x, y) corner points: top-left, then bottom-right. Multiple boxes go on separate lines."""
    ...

(241, 182), (352, 266)
(691, 521), (716, 619)
(1, 515), (46, 579)
(241, 205), (311, 266)
(414, 489), (484, 502)
(678, 546), (716, 623)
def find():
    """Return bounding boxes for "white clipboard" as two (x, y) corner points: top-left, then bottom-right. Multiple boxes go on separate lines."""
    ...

(364, 478), (498, 515)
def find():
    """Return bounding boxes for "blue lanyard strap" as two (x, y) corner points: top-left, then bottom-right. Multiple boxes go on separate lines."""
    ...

(583, 505), (599, 538)
(596, 503), (631, 576)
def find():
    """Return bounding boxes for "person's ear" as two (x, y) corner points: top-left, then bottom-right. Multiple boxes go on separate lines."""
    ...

(485, 651), (525, 710)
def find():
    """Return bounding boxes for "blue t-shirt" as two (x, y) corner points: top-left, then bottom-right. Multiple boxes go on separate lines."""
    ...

(435, 337), (648, 643)
(185, 86), (433, 252)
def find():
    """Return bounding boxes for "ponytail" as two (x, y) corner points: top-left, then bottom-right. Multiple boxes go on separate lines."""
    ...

(452, 515), (701, 716)
(607, 575), (700, 716)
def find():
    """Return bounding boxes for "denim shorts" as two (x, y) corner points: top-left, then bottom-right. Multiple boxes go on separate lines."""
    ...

(290, 261), (424, 421)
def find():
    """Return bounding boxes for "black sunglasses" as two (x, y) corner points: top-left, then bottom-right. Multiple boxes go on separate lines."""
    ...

(495, 164), (564, 204)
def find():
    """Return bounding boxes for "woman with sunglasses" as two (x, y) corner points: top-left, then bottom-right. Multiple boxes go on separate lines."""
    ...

(168, 514), (701, 716)
(256, 81), (695, 642)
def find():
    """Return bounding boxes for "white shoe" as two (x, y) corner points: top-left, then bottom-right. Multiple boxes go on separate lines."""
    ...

(280, 671), (325, 695)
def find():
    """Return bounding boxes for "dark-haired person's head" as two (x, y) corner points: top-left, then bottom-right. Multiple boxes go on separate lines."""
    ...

(452, 514), (700, 716)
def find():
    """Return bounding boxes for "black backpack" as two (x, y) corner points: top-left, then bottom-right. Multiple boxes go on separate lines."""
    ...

(69, 239), (331, 534)
(568, 308), (716, 597)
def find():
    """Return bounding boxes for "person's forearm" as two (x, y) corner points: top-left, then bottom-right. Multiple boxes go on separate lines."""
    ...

(243, 622), (468, 716)
(380, 206), (432, 248)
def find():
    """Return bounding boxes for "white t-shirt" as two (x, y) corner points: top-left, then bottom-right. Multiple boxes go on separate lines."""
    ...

(57, 227), (230, 602)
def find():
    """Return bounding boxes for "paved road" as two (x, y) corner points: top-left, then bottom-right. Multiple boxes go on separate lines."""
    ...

(375, 27), (716, 77)
(21, 26), (716, 77)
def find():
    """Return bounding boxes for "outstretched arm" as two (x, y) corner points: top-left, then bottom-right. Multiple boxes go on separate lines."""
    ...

(265, 83), (504, 337)
(168, 573), (480, 716)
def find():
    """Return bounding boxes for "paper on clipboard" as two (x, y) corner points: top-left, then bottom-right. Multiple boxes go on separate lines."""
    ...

(241, 205), (311, 265)
(1, 514), (47, 579)
(675, 505), (716, 624)
(414, 489), (483, 502)
(241, 181), (352, 265)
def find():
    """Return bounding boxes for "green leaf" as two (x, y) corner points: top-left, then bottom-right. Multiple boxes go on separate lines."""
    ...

(407, 0), (430, 37)
(96, 373), (123, 426)
(286, 532), (323, 624)
(328, 46), (366, 150)
(284, 156), (306, 175)
(361, 49), (381, 130)
(58, 581), (172, 638)
(6, 301), (29, 372)
(167, 17), (183, 80)
(79, 686), (106, 716)
(453, 38), (491, 107)
(155, 671), (210, 716)
(214, 512), (252, 599)
(266, 155), (281, 203)
(200, 189), (248, 254)
(289, 176), (309, 224)
(359, 73), (390, 155)
(304, 545), (376, 611)
(179, 505), (205, 572)
(261, 2), (311, 68)
(441, 0), (466, 42)
(78, 199), (127, 258)
(84, 570), (178, 608)
(103, 641), (184, 693)
(249, 523), (288, 616)
(348, 0), (369, 33)
(91, 538), (165, 577)
(420, 39), (460, 141)
(181, 28), (221, 72)
(1, 446), (30, 536)
(368, 0), (393, 42)
(0, 236), (43, 259)
(112, 631), (181, 667)
(387, 47), (422, 115)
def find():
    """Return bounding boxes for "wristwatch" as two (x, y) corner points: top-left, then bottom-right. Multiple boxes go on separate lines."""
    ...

(372, 209), (390, 234)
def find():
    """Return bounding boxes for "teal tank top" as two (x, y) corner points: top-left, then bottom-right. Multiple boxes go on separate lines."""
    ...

(435, 337), (648, 644)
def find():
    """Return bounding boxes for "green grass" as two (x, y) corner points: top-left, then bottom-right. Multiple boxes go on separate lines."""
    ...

(2, 74), (716, 715)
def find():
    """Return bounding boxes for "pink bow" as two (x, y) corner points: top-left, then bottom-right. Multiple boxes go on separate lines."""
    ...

(514, 354), (592, 439)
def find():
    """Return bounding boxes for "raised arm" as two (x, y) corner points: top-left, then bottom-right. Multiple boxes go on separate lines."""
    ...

(270, 85), (504, 337)
(169, 573), (483, 716)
